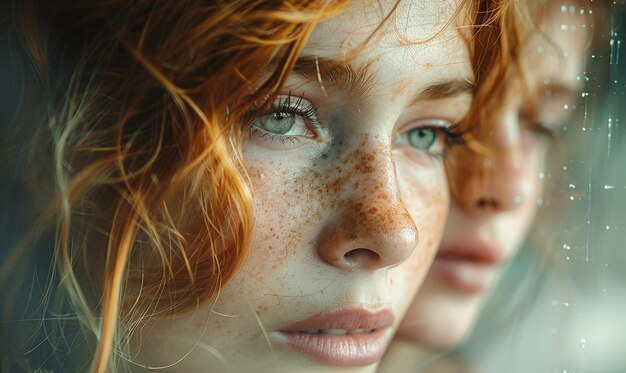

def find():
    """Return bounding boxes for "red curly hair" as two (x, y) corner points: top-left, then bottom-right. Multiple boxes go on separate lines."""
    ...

(0, 0), (521, 371)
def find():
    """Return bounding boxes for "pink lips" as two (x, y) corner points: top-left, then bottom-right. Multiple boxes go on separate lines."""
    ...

(277, 308), (394, 366)
(432, 241), (505, 293)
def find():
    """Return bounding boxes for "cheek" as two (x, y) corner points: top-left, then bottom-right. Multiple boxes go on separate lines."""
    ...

(519, 138), (548, 212)
(395, 155), (450, 266)
(241, 163), (324, 289)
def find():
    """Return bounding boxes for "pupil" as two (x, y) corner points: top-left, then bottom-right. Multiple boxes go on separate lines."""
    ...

(265, 112), (295, 134)
(409, 128), (436, 149)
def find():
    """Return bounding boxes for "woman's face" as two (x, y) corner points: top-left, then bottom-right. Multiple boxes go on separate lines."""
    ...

(396, 2), (588, 349)
(135, 1), (472, 372)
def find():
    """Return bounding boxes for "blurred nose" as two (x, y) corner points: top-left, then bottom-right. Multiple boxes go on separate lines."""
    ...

(456, 110), (532, 213)
(316, 142), (419, 271)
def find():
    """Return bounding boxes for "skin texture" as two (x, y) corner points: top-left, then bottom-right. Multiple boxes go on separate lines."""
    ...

(133, 1), (472, 372)
(384, 0), (589, 364)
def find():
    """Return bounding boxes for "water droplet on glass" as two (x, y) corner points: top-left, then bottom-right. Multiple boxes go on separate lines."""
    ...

(536, 196), (544, 207)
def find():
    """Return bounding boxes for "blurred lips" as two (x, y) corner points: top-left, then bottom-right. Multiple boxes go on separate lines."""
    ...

(432, 241), (505, 293)
(277, 308), (394, 366)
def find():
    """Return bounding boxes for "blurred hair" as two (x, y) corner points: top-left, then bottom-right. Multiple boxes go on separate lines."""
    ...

(446, 0), (528, 199)
(0, 0), (519, 371)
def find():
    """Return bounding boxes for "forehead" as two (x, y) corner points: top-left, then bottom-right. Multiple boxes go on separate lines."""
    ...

(523, 3), (589, 86)
(302, 0), (472, 88)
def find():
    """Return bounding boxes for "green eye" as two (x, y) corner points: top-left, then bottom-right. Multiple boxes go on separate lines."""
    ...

(259, 112), (296, 135)
(408, 128), (438, 150)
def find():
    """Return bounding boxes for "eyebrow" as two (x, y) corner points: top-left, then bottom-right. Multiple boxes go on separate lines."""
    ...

(291, 55), (475, 101)
(292, 56), (377, 98)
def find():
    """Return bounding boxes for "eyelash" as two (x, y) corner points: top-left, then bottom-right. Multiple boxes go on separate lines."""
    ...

(442, 125), (466, 155)
(441, 124), (465, 144)
(275, 94), (319, 124)
(519, 109), (560, 140)
(532, 122), (559, 139)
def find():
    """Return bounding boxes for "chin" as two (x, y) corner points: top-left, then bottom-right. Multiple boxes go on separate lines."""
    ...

(399, 317), (472, 351)
(397, 281), (487, 351)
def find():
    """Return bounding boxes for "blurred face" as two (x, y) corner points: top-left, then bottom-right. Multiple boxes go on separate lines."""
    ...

(135, 1), (472, 372)
(396, 2), (588, 349)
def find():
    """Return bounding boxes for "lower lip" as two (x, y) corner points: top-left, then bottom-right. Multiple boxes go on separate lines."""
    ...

(432, 257), (497, 293)
(279, 329), (389, 366)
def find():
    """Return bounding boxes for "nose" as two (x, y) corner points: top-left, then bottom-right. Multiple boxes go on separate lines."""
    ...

(316, 144), (419, 271)
(455, 110), (532, 214)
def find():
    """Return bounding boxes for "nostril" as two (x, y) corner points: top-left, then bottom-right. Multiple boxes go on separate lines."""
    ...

(476, 197), (499, 210)
(344, 248), (380, 263)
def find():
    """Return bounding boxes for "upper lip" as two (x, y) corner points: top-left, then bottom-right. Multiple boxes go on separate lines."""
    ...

(278, 308), (394, 333)
(436, 240), (505, 265)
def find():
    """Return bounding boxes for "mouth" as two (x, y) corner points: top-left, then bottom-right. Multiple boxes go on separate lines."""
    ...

(297, 328), (374, 334)
(276, 308), (394, 366)
(432, 241), (505, 293)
